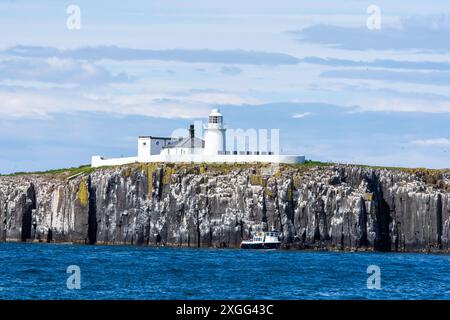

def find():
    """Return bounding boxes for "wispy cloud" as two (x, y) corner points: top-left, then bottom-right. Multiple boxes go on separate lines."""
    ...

(412, 138), (450, 146)
(3, 45), (300, 65)
(320, 69), (450, 86)
(292, 112), (312, 118)
(0, 57), (132, 85)
(0, 87), (259, 119)
(301, 57), (450, 71)
(290, 15), (450, 52)
(220, 66), (242, 75)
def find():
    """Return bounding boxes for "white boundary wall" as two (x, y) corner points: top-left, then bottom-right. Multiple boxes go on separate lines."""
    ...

(91, 156), (139, 167)
(91, 154), (305, 167)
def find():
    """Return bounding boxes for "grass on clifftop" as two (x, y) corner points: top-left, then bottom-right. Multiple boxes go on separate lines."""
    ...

(352, 163), (449, 175)
(0, 160), (328, 177)
(1, 160), (447, 178)
(0, 165), (95, 178)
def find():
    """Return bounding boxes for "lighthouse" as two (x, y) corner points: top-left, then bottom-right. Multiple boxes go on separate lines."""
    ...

(92, 107), (305, 167)
(204, 109), (226, 155)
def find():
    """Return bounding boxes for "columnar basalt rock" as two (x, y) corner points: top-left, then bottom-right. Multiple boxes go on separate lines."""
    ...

(0, 164), (449, 252)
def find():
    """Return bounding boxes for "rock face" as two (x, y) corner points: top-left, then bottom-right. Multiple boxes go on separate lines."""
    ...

(1, 163), (449, 252)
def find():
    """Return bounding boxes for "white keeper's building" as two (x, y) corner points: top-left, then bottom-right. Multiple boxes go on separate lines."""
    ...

(91, 109), (305, 167)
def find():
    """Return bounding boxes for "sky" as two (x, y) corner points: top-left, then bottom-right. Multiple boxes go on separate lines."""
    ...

(0, 0), (450, 173)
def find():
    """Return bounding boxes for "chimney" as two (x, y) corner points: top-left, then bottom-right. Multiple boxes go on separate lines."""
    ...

(189, 124), (195, 149)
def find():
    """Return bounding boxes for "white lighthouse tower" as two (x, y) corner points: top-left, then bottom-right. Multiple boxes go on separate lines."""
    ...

(204, 109), (226, 155)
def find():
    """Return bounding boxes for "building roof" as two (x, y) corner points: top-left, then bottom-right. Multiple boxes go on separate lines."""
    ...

(163, 136), (205, 149)
(139, 136), (175, 140)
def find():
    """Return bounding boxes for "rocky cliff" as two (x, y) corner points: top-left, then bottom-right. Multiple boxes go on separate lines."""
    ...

(1, 163), (449, 252)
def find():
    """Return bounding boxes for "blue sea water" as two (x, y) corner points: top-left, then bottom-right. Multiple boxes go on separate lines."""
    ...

(0, 242), (449, 300)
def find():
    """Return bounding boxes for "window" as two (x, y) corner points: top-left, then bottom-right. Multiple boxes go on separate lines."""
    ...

(143, 142), (147, 146)
(209, 116), (222, 124)
(156, 141), (160, 146)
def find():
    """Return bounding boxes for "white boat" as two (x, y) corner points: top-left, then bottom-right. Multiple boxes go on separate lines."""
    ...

(240, 230), (281, 249)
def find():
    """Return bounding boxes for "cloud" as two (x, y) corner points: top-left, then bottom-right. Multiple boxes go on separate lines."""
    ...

(363, 98), (450, 113)
(0, 57), (132, 85)
(290, 15), (450, 52)
(220, 66), (242, 75)
(189, 88), (226, 94)
(292, 112), (312, 118)
(0, 86), (260, 119)
(320, 69), (450, 86)
(3, 45), (300, 65)
(301, 57), (450, 71)
(412, 138), (450, 146)
(0, 90), (88, 118)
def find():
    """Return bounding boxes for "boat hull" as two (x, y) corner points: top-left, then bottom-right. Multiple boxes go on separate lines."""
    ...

(240, 242), (280, 249)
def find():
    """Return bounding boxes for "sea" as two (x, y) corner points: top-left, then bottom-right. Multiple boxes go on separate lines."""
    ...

(0, 242), (449, 300)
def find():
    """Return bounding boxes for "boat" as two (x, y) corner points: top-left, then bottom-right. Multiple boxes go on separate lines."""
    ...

(240, 230), (281, 249)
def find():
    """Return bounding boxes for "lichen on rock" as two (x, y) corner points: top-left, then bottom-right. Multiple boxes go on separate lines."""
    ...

(77, 179), (88, 208)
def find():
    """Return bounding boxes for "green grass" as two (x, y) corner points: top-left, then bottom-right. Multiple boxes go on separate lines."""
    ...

(0, 165), (95, 177)
(287, 160), (331, 168)
(2, 160), (447, 178)
(0, 160), (334, 177)
(350, 163), (449, 173)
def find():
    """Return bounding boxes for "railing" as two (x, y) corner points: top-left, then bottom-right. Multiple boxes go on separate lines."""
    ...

(217, 151), (275, 155)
